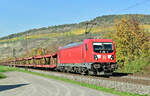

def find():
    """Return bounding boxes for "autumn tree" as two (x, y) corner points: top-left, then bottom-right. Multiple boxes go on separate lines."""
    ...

(113, 17), (150, 68)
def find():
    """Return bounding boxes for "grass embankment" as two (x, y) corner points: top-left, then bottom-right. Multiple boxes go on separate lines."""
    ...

(0, 73), (6, 79)
(122, 58), (150, 73)
(0, 66), (16, 79)
(0, 65), (147, 96)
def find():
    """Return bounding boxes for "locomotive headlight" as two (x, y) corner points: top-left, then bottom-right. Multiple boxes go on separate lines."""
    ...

(111, 55), (114, 60)
(94, 55), (98, 60)
(108, 55), (114, 60)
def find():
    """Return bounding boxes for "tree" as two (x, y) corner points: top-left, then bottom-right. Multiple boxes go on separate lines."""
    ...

(113, 17), (150, 68)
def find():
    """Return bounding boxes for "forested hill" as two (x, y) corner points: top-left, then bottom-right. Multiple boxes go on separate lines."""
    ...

(0, 14), (150, 59)
(1, 14), (150, 40)
(91, 14), (150, 25)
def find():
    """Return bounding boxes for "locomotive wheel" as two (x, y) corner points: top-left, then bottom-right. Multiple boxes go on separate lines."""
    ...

(66, 67), (71, 73)
(80, 67), (87, 75)
(62, 67), (66, 72)
(88, 70), (97, 76)
(59, 67), (64, 72)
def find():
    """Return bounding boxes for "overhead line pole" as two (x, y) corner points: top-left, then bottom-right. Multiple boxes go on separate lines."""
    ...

(26, 32), (28, 58)
(25, 32), (29, 70)
(84, 22), (96, 39)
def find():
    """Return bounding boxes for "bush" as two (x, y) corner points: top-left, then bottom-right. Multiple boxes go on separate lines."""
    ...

(122, 57), (150, 73)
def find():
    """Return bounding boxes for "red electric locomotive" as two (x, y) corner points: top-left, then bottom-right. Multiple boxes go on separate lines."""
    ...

(57, 39), (117, 75)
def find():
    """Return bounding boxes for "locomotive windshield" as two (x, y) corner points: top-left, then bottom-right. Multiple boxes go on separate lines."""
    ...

(93, 42), (113, 53)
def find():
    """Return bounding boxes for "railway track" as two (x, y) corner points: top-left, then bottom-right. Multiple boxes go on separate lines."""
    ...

(18, 67), (150, 95)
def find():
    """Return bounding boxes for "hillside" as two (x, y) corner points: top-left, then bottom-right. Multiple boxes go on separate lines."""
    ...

(0, 14), (150, 60)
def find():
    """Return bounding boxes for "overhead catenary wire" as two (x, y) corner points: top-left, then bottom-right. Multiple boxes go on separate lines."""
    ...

(120, 0), (150, 12)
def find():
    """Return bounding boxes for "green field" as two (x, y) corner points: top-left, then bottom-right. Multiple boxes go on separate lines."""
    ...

(0, 66), (16, 79)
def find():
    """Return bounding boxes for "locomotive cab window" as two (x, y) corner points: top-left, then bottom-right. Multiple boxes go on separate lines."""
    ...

(93, 42), (113, 53)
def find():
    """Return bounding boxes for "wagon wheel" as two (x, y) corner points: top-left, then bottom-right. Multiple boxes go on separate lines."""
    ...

(88, 69), (97, 76)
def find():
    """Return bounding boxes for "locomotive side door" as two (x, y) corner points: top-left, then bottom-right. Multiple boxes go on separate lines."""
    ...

(84, 42), (93, 63)
(84, 43), (90, 63)
(82, 43), (87, 63)
(84, 43), (88, 63)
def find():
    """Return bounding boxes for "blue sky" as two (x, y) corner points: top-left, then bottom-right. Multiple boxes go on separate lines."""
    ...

(0, 0), (150, 37)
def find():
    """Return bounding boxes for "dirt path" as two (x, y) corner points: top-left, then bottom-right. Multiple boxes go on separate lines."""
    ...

(0, 72), (116, 96)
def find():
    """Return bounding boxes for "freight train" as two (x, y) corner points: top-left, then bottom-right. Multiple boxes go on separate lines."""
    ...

(2, 39), (117, 75)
